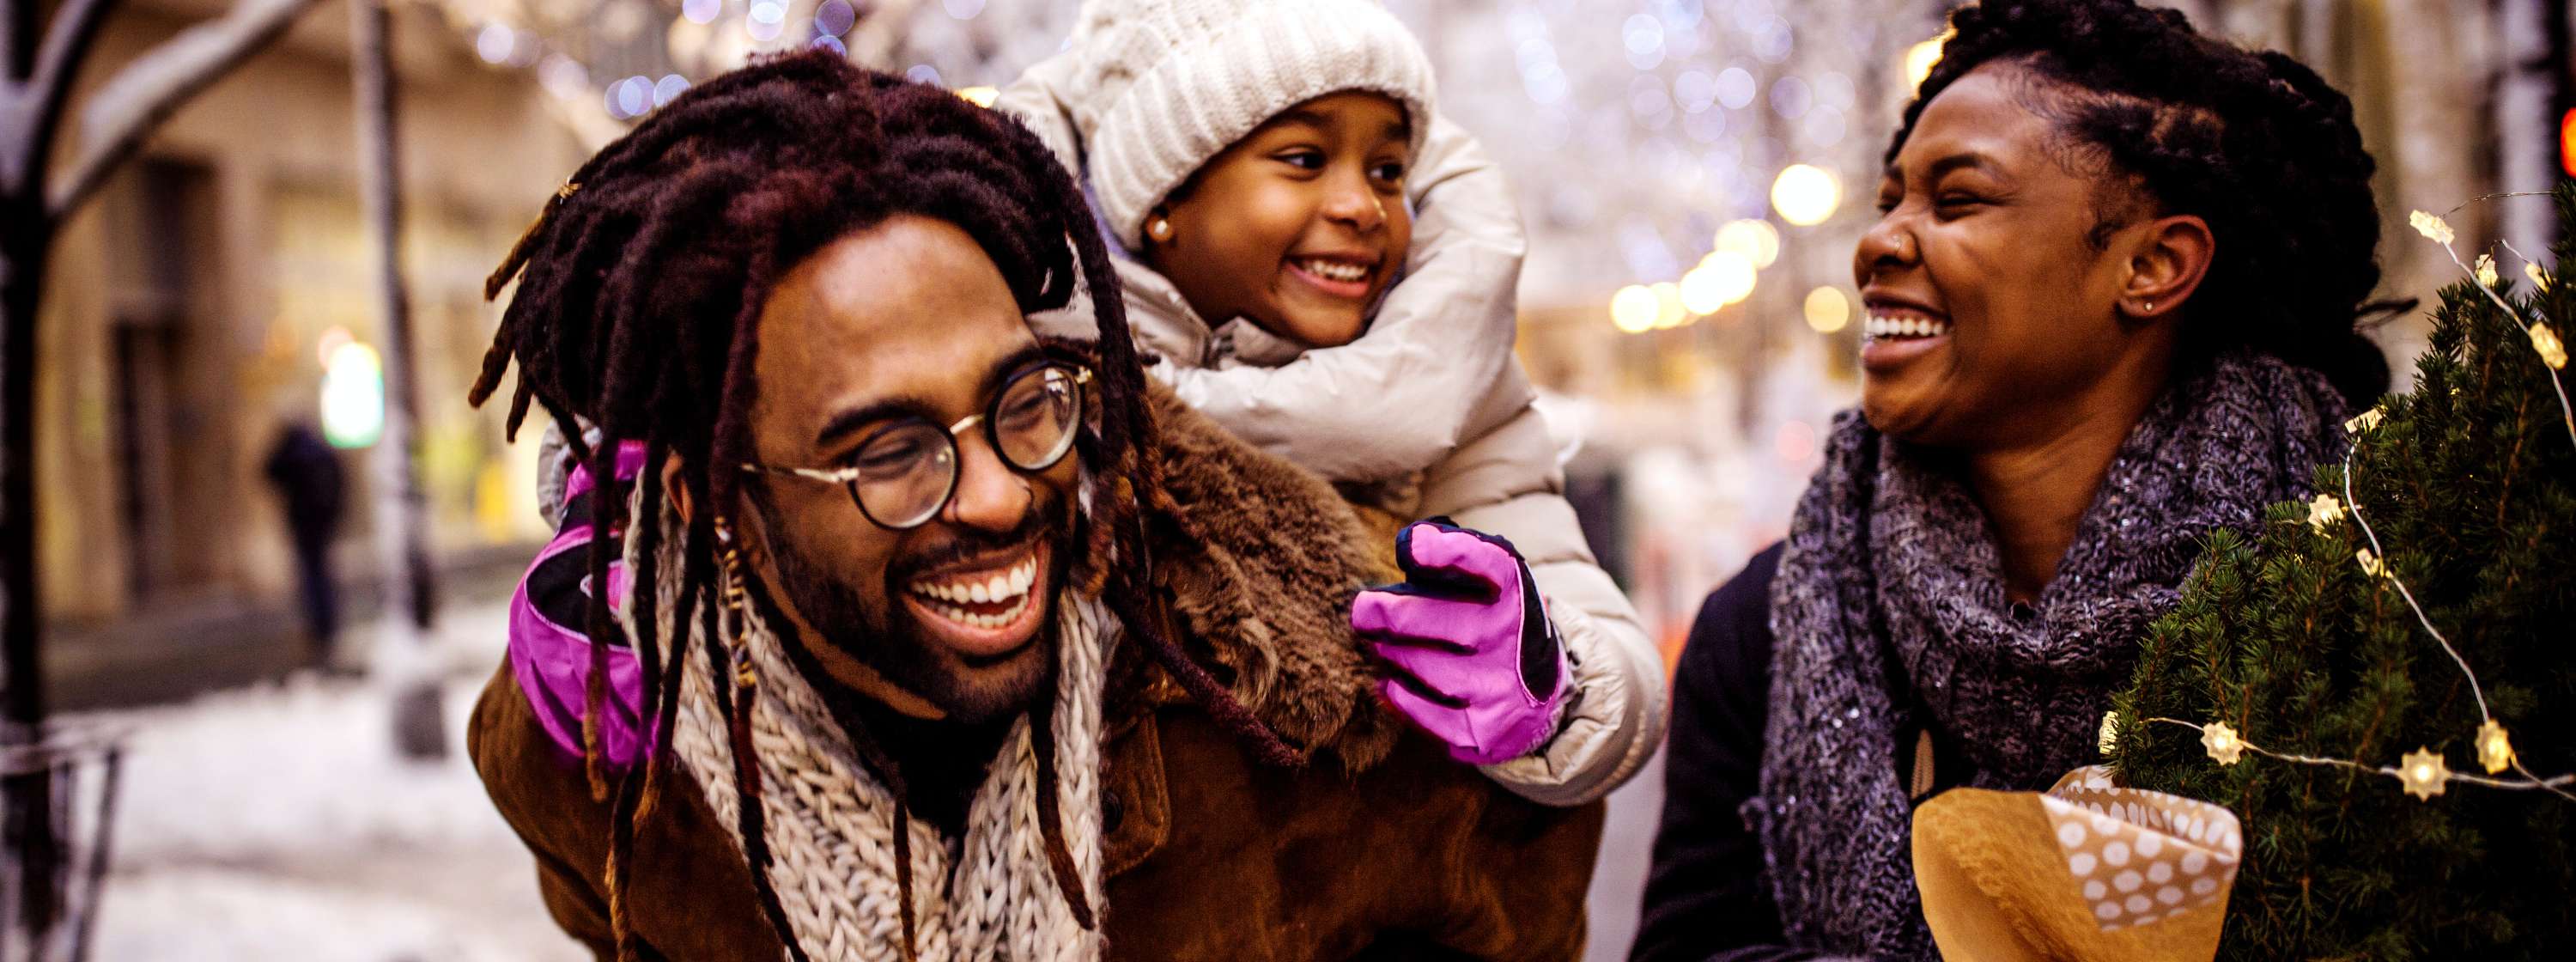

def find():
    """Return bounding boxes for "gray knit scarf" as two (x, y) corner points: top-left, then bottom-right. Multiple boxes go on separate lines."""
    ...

(1757, 352), (2346, 958)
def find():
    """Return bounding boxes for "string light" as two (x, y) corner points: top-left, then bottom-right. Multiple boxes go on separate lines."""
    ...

(2409, 206), (2573, 446)
(2305, 493), (2346, 533)
(2199, 721), (2245, 766)
(2478, 720), (2517, 775)
(2400, 749), (2450, 801)
(2132, 202), (2576, 806)
(2146, 718), (2573, 801)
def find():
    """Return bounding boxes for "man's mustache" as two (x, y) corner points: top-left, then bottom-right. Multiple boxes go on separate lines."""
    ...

(886, 507), (1064, 586)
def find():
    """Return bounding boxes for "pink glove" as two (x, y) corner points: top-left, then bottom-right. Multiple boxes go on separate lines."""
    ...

(1352, 519), (1568, 765)
(507, 441), (650, 767)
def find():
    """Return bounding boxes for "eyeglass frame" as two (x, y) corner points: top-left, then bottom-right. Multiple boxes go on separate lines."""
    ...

(740, 362), (1093, 530)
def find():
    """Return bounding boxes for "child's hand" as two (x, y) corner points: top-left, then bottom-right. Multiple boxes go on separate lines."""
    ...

(1352, 519), (1569, 764)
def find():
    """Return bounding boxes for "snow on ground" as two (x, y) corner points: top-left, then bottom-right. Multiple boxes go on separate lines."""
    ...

(76, 600), (586, 962)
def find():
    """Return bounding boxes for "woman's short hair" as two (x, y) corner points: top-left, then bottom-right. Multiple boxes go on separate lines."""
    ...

(1892, 0), (2392, 405)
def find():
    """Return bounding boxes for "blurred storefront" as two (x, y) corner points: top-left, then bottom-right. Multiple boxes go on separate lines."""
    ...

(34, 0), (583, 683)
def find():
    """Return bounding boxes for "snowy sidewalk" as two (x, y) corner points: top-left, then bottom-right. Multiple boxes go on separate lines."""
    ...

(76, 598), (585, 962)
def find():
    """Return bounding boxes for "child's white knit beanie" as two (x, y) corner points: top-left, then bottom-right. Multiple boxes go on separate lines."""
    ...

(1066, 0), (1436, 250)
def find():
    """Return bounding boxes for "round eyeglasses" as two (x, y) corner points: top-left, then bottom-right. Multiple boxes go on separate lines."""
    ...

(744, 362), (1091, 530)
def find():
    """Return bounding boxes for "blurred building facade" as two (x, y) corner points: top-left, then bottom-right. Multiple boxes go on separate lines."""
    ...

(34, 0), (581, 647)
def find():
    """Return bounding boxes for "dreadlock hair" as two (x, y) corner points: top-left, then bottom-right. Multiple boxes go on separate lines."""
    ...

(469, 49), (1303, 961)
(1894, 0), (2396, 407)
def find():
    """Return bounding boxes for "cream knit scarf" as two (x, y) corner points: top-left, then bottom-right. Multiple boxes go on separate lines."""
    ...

(629, 504), (1109, 962)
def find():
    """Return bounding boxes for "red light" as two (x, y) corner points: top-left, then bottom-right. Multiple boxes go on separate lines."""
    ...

(2562, 107), (2576, 179)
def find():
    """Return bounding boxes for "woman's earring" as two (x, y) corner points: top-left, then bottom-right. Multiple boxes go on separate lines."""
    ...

(1146, 216), (1174, 243)
(2143, 301), (2156, 314)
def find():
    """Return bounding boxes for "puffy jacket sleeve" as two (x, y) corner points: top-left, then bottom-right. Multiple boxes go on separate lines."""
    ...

(1425, 369), (1668, 807)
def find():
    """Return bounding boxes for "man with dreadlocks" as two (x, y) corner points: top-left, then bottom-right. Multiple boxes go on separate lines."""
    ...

(465, 51), (1602, 961)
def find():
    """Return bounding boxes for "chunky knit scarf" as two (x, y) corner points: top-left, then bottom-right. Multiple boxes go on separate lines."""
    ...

(1758, 353), (2345, 958)
(629, 505), (1109, 962)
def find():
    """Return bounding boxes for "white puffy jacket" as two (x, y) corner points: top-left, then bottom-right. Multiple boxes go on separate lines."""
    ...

(997, 52), (1666, 807)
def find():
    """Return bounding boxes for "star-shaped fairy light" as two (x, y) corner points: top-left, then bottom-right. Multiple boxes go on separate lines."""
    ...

(2476, 253), (2500, 288)
(2477, 720), (2516, 776)
(2099, 710), (2122, 757)
(2201, 721), (2245, 766)
(2409, 210), (2456, 246)
(2400, 747), (2451, 801)
(2528, 261), (2552, 291)
(2306, 493), (2345, 533)
(2344, 405), (2385, 435)
(2356, 548), (2390, 580)
(2532, 323), (2567, 370)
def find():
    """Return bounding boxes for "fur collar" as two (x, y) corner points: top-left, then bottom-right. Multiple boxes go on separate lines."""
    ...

(1118, 383), (1405, 771)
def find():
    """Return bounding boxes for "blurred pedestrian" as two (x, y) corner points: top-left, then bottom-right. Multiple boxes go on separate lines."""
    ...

(996, 0), (1667, 807)
(264, 422), (347, 672)
(1633, 1), (2394, 958)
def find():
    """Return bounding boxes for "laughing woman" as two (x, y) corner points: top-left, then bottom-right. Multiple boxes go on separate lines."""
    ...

(1632, 1), (2393, 959)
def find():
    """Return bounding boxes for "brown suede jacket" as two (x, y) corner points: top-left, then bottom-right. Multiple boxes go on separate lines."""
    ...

(468, 387), (1607, 960)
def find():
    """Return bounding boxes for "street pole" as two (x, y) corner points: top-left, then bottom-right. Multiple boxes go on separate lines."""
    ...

(351, 0), (445, 760)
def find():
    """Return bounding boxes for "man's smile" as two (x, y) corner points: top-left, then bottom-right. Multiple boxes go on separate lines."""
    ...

(902, 542), (1050, 659)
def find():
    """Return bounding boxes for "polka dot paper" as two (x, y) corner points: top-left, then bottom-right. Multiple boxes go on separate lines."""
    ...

(2043, 765), (2242, 932)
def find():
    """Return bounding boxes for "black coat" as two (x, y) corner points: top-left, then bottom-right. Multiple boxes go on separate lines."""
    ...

(1629, 544), (1829, 962)
(264, 424), (345, 546)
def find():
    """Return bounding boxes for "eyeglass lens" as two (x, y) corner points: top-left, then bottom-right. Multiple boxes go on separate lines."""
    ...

(849, 365), (1083, 528)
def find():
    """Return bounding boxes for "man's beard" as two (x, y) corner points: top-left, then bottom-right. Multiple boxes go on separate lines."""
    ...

(756, 496), (1075, 725)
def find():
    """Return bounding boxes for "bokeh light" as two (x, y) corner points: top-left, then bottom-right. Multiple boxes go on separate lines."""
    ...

(1683, 250), (1756, 314)
(1714, 219), (1780, 269)
(475, 23), (515, 65)
(1611, 284), (1659, 333)
(814, 0), (858, 37)
(320, 342), (386, 449)
(1650, 281), (1686, 329)
(1804, 286), (1850, 333)
(1771, 163), (1841, 227)
(1906, 30), (1953, 93)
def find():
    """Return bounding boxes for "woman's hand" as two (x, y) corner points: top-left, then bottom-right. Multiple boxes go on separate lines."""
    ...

(1352, 519), (1569, 764)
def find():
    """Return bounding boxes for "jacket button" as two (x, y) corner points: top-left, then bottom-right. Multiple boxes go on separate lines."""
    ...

(1103, 789), (1126, 833)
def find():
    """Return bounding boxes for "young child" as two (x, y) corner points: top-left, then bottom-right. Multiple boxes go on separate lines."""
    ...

(991, 0), (1665, 806)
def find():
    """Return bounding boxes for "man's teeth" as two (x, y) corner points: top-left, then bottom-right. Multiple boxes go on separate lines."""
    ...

(1297, 259), (1369, 283)
(918, 594), (1030, 630)
(907, 556), (1041, 628)
(1863, 313), (1952, 338)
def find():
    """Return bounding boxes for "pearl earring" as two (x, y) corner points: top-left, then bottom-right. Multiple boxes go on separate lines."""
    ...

(1147, 216), (1174, 242)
